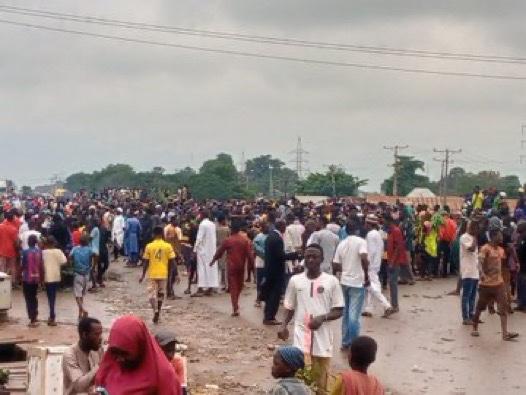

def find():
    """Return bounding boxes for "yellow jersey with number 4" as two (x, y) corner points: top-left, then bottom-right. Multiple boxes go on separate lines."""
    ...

(143, 239), (176, 279)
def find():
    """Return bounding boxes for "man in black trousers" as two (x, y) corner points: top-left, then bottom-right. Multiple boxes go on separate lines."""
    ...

(262, 219), (300, 325)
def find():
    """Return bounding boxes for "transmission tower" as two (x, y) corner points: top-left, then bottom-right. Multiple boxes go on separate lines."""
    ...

(290, 137), (309, 180)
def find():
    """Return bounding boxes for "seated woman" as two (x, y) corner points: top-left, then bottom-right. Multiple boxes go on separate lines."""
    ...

(95, 315), (182, 395)
(270, 346), (312, 395)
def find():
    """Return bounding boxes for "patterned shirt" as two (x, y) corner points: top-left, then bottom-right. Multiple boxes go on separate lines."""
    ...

(21, 247), (44, 284)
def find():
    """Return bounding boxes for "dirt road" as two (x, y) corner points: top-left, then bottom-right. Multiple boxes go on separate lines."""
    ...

(4, 262), (526, 394)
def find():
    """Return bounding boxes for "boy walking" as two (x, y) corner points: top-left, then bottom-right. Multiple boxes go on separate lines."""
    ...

(42, 236), (68, 326)
(21, 234), (43, 327)
(70, 235), (93, 320)
(140, 226), (177, 324)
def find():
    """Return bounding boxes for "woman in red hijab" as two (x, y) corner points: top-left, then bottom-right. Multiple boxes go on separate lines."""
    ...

(96, 315), (182, 395)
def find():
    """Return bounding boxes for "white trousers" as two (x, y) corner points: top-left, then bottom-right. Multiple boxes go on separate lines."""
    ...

(364, 270), (391, 313)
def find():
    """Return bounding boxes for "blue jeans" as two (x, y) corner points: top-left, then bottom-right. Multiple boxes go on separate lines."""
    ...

(45, 282), (59, 320)
(341, 285), (365, 347)
(461, 278), (478, 320)
(388, 266), (400, 309)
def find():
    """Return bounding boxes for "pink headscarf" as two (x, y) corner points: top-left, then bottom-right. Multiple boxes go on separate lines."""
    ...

(96, 315), (181, 395)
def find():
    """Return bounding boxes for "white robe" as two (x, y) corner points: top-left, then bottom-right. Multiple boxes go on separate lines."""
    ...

(112, 215), (125, 248)
(194, 218), (218, 288)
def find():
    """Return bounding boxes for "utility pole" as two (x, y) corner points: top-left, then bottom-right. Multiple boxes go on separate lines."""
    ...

(433, 147), (462, 205)
(290, 137), (309, 180)
(521, 124), (526, 164)
(383, 145), (408, 196)
(324, 164), (338, 197)
(433, 157), (446, 197)
(269, 164), (274, 198)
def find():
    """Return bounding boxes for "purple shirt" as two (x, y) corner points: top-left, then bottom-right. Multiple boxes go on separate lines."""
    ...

(22, 247), (43, 284)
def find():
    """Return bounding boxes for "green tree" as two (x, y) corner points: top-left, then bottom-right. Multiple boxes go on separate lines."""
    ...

(297, 166), (367, 197)
(245, 155), (298, 197)
(381, 156), (431, 196)
(21, 185), (32, 195)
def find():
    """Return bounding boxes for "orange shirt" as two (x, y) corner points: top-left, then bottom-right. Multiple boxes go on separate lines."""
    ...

(0, 222), (18, 258)
(170, 356), (187, 387)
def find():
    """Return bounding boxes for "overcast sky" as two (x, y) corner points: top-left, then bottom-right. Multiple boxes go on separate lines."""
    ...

(1, 0), (525, 191)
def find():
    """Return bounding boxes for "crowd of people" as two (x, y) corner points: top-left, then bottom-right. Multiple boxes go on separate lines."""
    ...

(1, 183), (526, 394)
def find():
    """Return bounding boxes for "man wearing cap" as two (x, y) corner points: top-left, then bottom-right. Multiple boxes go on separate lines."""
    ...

(363, 215), (394, 318)
(155, 330), (187, 394)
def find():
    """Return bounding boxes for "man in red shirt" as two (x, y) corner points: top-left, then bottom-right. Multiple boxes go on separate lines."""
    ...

(386, 217), (412, 312)
(0, 211), (20, 281)
(439, 211), (458, 277)
(210, 219), (254, 316)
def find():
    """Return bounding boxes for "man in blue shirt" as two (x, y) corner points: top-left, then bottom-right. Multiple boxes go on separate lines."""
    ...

(70, 235), (93, 320)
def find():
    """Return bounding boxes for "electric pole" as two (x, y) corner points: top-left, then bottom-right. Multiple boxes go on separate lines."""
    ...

(383, 145), (408, 196)
(324, 164), (338, 197)
(521, 124), (526, 165)
(269, 164), (274, 198)
(433, 148), (462, 205)
(433, 157), (446, 197)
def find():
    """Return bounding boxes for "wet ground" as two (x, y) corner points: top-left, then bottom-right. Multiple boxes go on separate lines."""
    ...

(2, 262), (526, 394)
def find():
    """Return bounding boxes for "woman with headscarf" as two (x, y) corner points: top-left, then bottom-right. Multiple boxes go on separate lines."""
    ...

(95, 315), (182, 395)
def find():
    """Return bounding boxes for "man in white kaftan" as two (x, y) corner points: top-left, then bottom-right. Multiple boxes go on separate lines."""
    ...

(194, 211), (218, 293)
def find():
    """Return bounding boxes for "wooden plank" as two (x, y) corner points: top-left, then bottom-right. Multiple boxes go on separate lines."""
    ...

(0, 336), (38, 345)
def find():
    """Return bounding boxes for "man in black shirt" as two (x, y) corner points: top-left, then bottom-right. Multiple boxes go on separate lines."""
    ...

(516, 222), (526, 311)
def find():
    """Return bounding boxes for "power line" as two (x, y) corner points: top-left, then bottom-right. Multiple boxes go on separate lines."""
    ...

(1, 18), (526, 81)
(2, 4), (526, 65)
(383, 145), (408, 196)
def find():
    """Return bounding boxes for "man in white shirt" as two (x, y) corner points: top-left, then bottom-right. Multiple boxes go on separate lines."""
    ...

(278, 243), (344, 395)
(333, 220), (370, 351)
(20, 220), (41, 250)
(460, 220), (479, 325)
(284, 215), (305, 274)
(363, 215), (393, 318)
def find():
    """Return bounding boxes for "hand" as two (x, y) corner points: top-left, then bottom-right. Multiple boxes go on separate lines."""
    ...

(209, 261), (215, 267)
(363, 277), (371, 288)
(308, 315), (325, 331)
(277, 326), (289, 341)
(174, 276), (181, 284)
(139, 275), (145, 283)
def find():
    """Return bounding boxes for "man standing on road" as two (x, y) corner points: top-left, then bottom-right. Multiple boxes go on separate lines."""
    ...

(63, 317), (104, 395)
(278, 244), (344, 395)
(386, 217), (411, 313)
(210, 219), (254, 316)
(140, 226), (178, 324)
(471, 229), (519, 341)
(263, 220), (300, 325)
(363, 215), (393, 318)
(0, 211), (20, 281)
(215, 213), (230, 291)
(307, 216), (339, 274)
(193, 210), (218, 297)
(516, 221), (526, 312)
(333, 220), (370, 351)
(459, 220), (479, 325)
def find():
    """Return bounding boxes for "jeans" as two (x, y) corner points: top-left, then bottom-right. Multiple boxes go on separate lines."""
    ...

(388, 266), (400, 308)
(517, 272), (526, 309)
(341, 285), (365, 347)
(45, 282), (59, 320)
(23, 282), (39, 321)
(461, 278), (478, 320)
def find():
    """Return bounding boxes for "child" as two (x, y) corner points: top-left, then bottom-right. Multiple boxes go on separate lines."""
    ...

(329, 336), (384, 395)
(154, 330), (187, 394)
(42, 236), (67, 326)
(270, 346), (311, 395)
(21, 234), (44, 327)
(69, 234), (93, 320)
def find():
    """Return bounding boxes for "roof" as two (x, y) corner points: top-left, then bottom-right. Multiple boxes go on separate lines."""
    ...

(406, 188), (436, 198)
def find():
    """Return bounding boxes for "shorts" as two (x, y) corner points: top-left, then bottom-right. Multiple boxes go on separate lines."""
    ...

(74, 274), (89, 298)
(147, 279), (167, 300)
(476, 284), (507, 315)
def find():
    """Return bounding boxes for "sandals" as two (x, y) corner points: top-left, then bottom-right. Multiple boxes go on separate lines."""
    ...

(503, 332), (519, 341)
